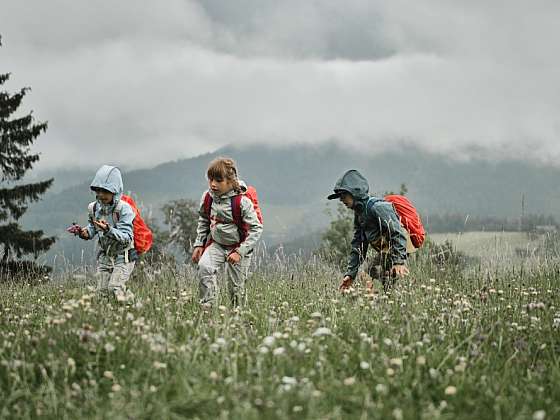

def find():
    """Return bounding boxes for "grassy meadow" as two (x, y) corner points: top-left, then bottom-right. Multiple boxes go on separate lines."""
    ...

(429, 232), (543, 263)
(1, 246), (559, 419)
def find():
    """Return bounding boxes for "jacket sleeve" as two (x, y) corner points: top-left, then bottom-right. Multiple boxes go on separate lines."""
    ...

(85, 222), (97, 240)
(369, 201), (407, 265)
(105, 203), (134, 245)
(193, 191), (211, 248)
(344, 213), (368, 279)
(237, 196), (263, 257)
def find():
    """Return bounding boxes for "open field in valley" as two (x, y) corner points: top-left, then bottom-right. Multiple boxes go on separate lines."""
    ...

(429, 232), (546, 266)
(1, 249), (559, 420)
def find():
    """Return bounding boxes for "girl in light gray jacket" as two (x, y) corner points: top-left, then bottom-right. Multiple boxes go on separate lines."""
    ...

(192, 157), (263, 307)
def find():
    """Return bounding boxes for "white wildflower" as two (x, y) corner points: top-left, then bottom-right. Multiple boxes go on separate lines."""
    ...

(375, 383), (388, 395)
(282, 376), (297, 385)
(153, 361), (167, 370)
(262, 336), (275, 347)
(444, 386), (457, 396)
(312, 327), (332, 337)
(273, 347), (286, 356)
(343, 377), (356, 386)
(533, 410), (546, 420)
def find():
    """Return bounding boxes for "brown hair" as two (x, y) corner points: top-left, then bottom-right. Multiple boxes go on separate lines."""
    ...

(207, 157), (241, 192)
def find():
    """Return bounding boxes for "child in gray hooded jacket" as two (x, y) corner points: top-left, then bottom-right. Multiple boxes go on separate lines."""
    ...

(75, 165), (137, 298)
(192, 157), (263, 307)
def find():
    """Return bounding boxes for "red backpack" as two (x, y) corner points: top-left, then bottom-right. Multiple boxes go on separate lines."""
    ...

(384, 195), (425, 248)
(88, 194), (153, 254)
(203, 186), (263, 243)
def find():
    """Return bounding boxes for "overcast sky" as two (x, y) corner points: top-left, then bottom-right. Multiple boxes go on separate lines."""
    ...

(1, 0), (559, 170)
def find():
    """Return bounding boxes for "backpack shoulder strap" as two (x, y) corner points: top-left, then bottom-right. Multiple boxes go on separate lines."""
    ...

(364, 196), (383, 218)
(230, 194), (243, 229)
(112, 200), (124, 224)
(203, 192), (213, 220)
(88, 201), (97, 222)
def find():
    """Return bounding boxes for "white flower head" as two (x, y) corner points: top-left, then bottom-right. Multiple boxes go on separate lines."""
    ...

(312, 327), (332, 337)
(533, 410), (546, 420)
(273, 347), (286, 356)
(282, 376), (297, 385)
(445, 386), (457, 396)
(262, 336), (275, 347)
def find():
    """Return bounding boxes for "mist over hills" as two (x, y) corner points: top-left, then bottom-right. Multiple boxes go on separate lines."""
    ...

(23, 143), (560, 267)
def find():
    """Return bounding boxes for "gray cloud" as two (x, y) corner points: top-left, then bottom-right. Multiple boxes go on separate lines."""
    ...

(1, 0), (559, 169)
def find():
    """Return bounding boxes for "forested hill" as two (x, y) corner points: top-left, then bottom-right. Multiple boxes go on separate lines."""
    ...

(24, 143), (560, 265)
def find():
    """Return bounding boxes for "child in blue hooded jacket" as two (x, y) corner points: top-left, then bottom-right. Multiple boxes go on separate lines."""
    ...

(75, 165), (137, 298)
(328, 169), (412, 292)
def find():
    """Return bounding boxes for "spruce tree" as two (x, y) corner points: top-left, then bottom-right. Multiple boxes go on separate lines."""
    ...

(0, 36), (55, 268)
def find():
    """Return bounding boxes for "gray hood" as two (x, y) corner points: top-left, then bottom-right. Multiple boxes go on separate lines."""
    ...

(327, 170), (370, 201)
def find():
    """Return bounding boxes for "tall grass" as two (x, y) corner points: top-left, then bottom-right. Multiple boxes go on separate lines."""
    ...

(0, 249), (559, 419)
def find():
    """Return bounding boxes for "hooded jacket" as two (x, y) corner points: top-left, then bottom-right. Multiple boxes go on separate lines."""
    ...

(331, 170), (408, 279)
(194, 181), (263, 257)
(86, 165), (135, 258)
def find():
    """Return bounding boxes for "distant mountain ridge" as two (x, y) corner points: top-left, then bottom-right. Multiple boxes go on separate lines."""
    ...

(23, 143), (560, 267)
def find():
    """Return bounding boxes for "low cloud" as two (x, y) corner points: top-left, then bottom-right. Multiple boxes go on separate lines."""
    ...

(1, 0), (559, 169)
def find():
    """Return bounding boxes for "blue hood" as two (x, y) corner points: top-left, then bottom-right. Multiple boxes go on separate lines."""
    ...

(90, 165), (123, 205)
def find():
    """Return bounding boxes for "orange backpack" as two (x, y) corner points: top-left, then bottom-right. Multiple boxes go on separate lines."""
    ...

(89, 194), (153, 254)
(384, 195), (425, 248)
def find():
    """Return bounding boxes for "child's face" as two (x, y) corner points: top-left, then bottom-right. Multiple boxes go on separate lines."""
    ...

(94, 188), (114, 205)
(209, 177), (233, 196)
(340, 192), (354, 209)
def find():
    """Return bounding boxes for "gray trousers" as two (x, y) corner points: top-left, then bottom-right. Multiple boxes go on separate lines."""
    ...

(96, 254), (135, 296)
(198, 242), (251, 306)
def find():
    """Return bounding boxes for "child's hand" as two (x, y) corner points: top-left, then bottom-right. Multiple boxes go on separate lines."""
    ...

(93, 220), (110, 232)
(339, 275), (354, 292)
(391, 265), (409, 278)
(227, 251), (241, 265)
(192, 247), (204, 263)
(79, 227), (90, 240)
(66, 223), (82, 236)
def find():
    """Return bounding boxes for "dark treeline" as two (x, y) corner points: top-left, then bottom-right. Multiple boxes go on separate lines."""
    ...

(424, 213), (558, 233)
